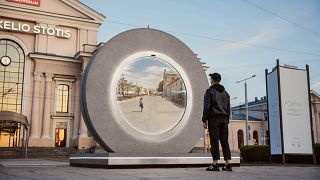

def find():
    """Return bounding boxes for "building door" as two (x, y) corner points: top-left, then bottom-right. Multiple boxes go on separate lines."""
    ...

(55, 122), (67, 147)
(253, 130), (259, 145)
(0, 121), (21, 147)
(237, 129), (244, 149)
(55, 128), (67, 147)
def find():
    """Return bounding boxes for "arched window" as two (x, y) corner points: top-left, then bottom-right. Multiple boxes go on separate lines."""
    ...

(0, 39), (25, 147)
(253, 130), (259, 145)
(0, 39), (25, 113)
(237, 129), (244, 149)
(56, 84), (69, 113)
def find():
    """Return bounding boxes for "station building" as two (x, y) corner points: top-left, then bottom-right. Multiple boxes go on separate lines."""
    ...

(1, 0), (319, 155)
(0, 0), (105, 149)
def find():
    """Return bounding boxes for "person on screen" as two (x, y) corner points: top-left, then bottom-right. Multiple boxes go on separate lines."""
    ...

(202, 73), (232, 171)
(139, 97), (144, 112)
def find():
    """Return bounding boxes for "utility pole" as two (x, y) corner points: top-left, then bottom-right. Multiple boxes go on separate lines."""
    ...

(236, 75), (256, 145)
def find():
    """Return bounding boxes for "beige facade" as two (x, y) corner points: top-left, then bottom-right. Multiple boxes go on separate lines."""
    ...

(311, 91), (320, 143)
(162, 70), (180, 96)
(0, 0), (105, 148)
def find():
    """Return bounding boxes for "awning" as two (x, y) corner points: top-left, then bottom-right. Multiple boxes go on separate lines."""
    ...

(0, 111), (28, 128)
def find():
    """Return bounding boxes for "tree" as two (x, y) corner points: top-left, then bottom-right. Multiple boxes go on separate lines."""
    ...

(135, 86), (142, 96)
(118, 78), (126, 97)
(157, 80), (164, 92)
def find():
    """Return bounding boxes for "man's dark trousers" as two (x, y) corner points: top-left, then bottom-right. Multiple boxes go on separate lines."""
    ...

(208, 115), (231, 161)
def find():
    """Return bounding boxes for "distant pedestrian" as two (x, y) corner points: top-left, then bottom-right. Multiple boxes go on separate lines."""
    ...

(202, 73), (232, 171)
(139, 97), (144, 112)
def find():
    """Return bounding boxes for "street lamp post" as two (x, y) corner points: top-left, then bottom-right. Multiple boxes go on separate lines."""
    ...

(236, 75), (256, 145)
(230, 97), (238, 120)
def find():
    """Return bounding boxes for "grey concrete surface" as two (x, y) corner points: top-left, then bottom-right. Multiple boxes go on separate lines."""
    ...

(0, 159), (68, 167)
(1, 164), (319, 180)
(118, 96), (185, 135)
(69, 153), (240, 166)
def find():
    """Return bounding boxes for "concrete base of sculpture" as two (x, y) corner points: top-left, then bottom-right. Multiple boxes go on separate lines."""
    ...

(69, 153), (240, 168)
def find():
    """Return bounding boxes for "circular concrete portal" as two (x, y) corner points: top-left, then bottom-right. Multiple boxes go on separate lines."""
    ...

(81, 28), (208, 153)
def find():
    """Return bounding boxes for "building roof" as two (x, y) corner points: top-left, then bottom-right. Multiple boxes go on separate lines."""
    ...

(76, 0), (106, 19)
(0, 0), (105, 25)
(164, 71), (178, 75)
(232, 98), (267, 109)
(231, 114), (262, 121)
(311, 90), (320, 99)
(167, 77), (181, 86)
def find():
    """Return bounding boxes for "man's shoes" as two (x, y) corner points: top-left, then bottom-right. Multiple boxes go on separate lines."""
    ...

(222, 164), (232, 171)
(206, 164), (220, 171)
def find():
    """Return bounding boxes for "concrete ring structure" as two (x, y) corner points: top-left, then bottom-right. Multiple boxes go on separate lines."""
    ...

(81, 28), (208, 153)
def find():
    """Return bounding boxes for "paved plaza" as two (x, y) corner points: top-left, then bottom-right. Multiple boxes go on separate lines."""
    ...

(0, 159), (320, 180)
(117, 96), (185, 134)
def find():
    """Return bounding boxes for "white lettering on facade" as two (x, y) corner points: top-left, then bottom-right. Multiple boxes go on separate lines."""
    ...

(7, 0), (40, 7)
(55, 28), (61, 36)
(4, 21), (11, 29)
(21, 24), (30, 32)
(33, 25), (40, 33)
(47, 28), (55, 36)
(40, 26), (47, 34)
(64, 30), (71, 38)
(0, 19), (71, 38)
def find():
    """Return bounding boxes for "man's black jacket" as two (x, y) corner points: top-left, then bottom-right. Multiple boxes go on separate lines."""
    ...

(202, 84), (230, 123)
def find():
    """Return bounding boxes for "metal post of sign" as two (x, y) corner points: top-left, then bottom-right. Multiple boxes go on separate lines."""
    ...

(265, 68), (272, 163)
(276, 59), (286, 165)
(306, 65), (317, 165)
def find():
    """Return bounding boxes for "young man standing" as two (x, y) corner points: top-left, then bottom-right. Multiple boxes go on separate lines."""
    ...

(202, 73), (232, 171)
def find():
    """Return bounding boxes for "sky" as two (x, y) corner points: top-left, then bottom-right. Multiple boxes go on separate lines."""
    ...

(81, 0), (320, 106)
(121, 57), (176, 89)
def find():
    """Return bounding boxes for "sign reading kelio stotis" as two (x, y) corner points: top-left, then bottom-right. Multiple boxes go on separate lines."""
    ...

(0, 19), (71, 38)
(6, 0), (41, 7)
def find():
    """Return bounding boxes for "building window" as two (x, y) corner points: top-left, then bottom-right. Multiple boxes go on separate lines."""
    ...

(0, 39), (25, 113)
(253, 130), (259, 145)
(0, 39), (25, 147)
(264, 113), (268, 121)
(56, 84), (69, 113)
(237, 129), (244, 149)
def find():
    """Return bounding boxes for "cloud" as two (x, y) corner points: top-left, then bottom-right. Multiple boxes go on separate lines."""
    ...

(125, 73), (163, 89)
(203, 21), (281, 53)
(122, 66), (166, 89)
(144, 65), (168, 75)
(120, 59), (177, 89)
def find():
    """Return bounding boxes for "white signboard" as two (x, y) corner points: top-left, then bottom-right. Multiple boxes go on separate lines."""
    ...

(267, 70), (282, 155)
(279, 67), (313, 154)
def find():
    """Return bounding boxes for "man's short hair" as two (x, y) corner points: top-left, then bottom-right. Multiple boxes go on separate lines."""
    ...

(209, 73), (221, 82)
